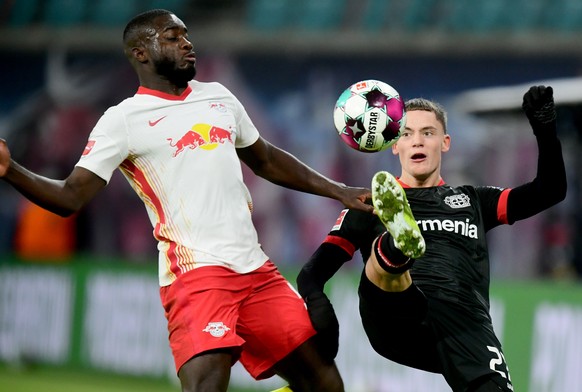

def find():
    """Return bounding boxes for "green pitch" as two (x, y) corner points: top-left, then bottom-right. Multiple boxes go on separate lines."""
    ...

(0, 365), (258, 392)
(0, 365), (177, 392)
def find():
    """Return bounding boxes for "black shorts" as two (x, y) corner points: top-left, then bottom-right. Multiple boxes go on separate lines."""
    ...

(358, 271), (514, 391)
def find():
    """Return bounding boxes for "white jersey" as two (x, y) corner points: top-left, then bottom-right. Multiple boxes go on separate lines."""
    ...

(76, 80), (269, 286)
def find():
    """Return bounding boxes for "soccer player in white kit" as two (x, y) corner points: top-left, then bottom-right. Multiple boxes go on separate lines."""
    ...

(0, 9), (374, 392)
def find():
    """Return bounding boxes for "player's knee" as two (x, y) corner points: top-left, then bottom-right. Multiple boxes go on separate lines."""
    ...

(178, 350), (232, 392)
(360, 271), (428, 322)
(274, 340), (344, 392)
(282, 367), (344, 392)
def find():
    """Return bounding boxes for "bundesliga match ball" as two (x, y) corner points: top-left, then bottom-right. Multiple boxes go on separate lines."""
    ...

(333, 79), (406, 153)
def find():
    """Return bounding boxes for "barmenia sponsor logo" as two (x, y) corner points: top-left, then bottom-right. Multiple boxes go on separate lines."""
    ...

(417, 218), (478, 239)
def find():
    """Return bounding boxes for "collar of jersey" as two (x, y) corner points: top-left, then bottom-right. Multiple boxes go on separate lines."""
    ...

(397, 177), (446, 188)
(136, 85), (192, 101)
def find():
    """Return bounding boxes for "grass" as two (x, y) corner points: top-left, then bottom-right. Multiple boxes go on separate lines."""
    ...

(0, 364), (261, 392)
(0, 365), (178, 392)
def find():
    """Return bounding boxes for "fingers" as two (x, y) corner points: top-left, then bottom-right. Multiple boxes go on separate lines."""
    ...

(346, 188), (374, 213)
(522, 85), (557, 134)
(524, 85), (554, 107)
(540, 86), (554, 104)
(359, 202), (375, 214)
(0, 139), (11, 178)
(542, 85), (553, 97)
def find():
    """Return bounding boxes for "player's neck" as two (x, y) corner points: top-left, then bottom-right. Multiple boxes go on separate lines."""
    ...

(140, 82), (188, 96)
(399, 172), (443, 188)
(139, 74), (190, 96)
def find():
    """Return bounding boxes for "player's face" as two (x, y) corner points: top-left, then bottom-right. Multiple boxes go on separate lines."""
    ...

(392, 109), (450, 186)
(144, 14), (197, 85)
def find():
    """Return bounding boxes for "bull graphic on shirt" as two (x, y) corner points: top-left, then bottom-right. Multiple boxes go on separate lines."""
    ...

(168, 124), (233, 157)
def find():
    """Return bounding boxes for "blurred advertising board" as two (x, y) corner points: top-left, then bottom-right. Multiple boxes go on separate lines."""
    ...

(1, 261), (581, 391)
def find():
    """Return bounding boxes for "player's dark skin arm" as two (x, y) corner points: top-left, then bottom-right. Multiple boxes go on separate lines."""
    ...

(237, 136), (374, 213)
(0, 139), (105, 217)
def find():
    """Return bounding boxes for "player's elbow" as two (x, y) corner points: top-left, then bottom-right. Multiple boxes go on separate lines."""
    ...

(556, 164), (568, 202)
(50, 202), (81, 218)
(551, 176), (567, 205)
(554, 184), (567, 205)
(558, 180), (567, 202)
(56, 207), (78, 218)
(542, 185), (567, 211)
(50, 193), (87, 217)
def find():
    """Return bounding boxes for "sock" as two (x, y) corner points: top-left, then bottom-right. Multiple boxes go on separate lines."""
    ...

(374, 232), (415, 274)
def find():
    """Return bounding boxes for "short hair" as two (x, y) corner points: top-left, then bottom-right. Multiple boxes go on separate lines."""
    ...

(405, 98), (448, 134)
(123, 9), (173, 45)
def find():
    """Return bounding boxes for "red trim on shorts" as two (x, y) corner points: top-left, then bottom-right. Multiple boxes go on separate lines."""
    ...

(324, 234), (356, 256)
(497, 188), (511, 224)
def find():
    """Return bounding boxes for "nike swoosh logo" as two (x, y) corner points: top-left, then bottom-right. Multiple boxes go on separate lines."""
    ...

(148, 116), (167, 127)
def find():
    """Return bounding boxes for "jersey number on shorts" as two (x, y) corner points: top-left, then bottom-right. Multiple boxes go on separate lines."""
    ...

(487, 345), (512, 382)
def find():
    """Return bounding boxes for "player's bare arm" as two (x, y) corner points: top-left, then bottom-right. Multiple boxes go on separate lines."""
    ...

(237, 136), (373, 213)
(0, 138), (105, 216)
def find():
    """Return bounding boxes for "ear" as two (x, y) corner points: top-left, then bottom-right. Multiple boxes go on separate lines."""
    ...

(442, 134), (451, 153)
(131, 46), (148, 64)
(391, 141), (399, 156)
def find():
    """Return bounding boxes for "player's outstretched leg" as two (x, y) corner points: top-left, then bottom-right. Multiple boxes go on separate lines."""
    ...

(372, 171), (425, 259)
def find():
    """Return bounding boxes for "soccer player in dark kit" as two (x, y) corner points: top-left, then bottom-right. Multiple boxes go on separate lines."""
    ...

(297, 85), (567, 391)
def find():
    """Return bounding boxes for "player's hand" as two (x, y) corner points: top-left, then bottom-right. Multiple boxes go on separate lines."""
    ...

(522, 85), (556, 136)
(338, 186), (373, 214)
(0, 139), (11, 178)
(304, 291), (339, 362)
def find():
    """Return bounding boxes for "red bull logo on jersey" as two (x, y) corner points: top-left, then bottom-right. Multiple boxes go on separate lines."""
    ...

(202, 321), (231, 337)
(167, 123), (233, 157)
(208, 101), (227, 113)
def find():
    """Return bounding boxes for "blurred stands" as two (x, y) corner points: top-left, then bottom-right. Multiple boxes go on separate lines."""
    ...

(0, 0), (581, 54)
(2, 0), (190, 27)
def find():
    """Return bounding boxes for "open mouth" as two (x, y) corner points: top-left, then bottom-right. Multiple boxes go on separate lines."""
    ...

(411, 153), (426, 161)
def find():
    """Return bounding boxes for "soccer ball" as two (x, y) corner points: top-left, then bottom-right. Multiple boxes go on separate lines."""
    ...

(333, 79), (406, 153)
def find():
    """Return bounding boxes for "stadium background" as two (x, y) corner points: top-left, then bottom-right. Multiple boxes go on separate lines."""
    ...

(0, 1), (581, 391)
